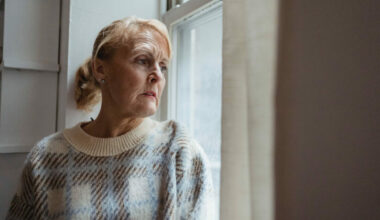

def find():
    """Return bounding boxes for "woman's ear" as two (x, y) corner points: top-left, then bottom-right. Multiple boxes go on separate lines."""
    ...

(92, 58), (107, 82)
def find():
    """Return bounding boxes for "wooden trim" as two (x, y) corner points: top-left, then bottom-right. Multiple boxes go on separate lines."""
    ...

(0, 145), (31, 153)
(3, 59), (59, 72)
(56, 0), (71, 131)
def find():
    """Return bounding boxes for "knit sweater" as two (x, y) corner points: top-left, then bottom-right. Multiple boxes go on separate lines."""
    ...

(6, 117), (216, 220)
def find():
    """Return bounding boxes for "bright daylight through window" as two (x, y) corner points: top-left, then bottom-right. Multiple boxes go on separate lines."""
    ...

(172, 5), (222, 219)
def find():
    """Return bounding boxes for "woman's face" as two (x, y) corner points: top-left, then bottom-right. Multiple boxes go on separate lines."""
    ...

(98, 32), (169, 118)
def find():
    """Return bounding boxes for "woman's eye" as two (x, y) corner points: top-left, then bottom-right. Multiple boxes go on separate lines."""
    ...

(137, 58), (148, 65)
(160, 66), (168, 73)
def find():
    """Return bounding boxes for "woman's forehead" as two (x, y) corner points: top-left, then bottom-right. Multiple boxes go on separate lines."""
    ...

(128, 30), (169, 61)
(132, 43), (168, 59)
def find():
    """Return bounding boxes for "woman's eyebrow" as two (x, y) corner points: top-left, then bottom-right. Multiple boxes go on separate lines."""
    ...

(160, 59), (169, 65)
(136, 52), (168, 64)
(132, 49), (151, 57)
(130, 45), (152, 55)
(131, 46), (169, 65)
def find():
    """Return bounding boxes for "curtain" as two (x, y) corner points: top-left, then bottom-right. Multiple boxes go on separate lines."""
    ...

(220, 0), (279, 219)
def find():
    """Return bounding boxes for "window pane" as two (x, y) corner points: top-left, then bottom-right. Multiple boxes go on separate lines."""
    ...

(175, 8), (222, 219)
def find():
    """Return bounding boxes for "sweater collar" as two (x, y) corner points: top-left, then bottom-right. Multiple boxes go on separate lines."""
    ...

(63, 117), (157, 156)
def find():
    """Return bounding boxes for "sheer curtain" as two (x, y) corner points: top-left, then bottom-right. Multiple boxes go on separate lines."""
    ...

(220, 0), (279, 219)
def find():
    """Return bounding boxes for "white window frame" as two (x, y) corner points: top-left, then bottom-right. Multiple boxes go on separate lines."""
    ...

(158, 0), (222, 121)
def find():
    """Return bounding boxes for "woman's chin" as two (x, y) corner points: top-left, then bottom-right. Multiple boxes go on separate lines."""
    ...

(140, 105), (157, 116)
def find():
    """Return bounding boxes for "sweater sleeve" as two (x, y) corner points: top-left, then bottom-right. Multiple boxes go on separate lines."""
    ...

(175, 138), (217, 220)
(6, 156), (35, 220)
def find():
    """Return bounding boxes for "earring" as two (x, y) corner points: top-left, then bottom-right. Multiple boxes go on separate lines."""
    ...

(100, 79), (105, 84)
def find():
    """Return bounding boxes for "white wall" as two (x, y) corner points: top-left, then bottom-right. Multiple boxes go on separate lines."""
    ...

(0, 0), (60, 217)
(275, 0), (380, 219)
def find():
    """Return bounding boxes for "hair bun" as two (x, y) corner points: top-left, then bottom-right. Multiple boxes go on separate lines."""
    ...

(74, 58), (101, 112)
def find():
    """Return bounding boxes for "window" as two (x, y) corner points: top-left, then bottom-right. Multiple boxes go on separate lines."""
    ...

(161, 0), (222, 218)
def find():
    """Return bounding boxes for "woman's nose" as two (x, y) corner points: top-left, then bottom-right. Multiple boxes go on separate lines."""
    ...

(149, 62), (164, 83)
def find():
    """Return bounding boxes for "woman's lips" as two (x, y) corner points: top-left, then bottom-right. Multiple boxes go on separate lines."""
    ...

(143, 91), (157, 97)
(142, 94), (156, 100)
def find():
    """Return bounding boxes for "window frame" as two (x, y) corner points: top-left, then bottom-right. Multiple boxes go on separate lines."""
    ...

(158, 0), (222, 121)
(160, 4), (223, 217)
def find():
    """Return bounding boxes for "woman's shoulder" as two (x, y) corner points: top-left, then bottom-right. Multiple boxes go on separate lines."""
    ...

(152, 119), (191, 145)
(153, 119), (208, 160)
(153, 118), (191, 138)
(27, 131), (70, 163)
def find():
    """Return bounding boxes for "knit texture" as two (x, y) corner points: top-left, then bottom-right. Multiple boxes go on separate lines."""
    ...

(6, 118), (216, 220)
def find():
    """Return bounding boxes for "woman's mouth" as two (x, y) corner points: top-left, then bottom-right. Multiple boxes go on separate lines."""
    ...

(142, 91), (156, 97)
(142, 93), (156, 101)
(142, 91), (157, 100)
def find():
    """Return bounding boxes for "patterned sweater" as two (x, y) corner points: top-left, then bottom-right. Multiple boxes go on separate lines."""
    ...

(6, 117), (216, 220)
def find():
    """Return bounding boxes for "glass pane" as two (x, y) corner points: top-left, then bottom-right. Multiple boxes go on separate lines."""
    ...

(175, 8), (222, 219)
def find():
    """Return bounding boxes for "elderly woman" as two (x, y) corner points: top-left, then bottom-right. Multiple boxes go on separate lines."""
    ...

(6, 17), (215, 219)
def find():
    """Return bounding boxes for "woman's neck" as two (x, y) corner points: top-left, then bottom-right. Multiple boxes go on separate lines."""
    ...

(82, 111), (144, 138)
